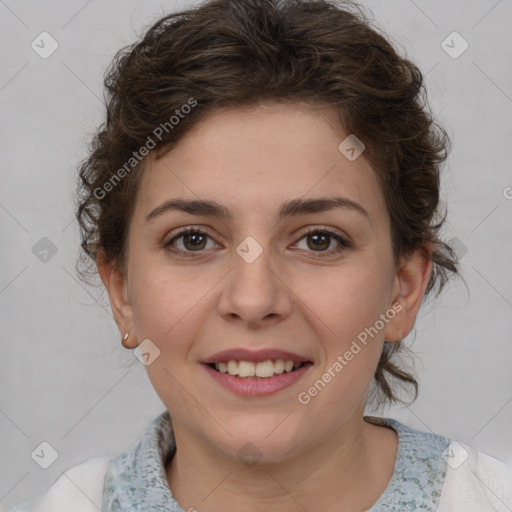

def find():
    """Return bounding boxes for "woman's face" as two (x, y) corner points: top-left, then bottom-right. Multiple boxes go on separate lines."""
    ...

(104, 101), (425, 464)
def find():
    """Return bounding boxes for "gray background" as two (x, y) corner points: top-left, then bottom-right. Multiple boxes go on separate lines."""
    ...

(1, 0), (511, 508)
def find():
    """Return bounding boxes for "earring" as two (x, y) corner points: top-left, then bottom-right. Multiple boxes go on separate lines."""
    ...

(122, 331), (131, 348)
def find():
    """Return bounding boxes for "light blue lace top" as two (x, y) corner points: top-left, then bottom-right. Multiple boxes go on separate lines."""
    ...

(101, 410), (451, 511)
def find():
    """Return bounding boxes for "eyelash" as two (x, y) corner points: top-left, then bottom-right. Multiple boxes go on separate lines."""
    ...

(163, 226), (351, 259)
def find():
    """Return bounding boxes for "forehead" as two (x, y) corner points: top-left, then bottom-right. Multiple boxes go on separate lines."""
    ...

(135, 102), (386, 225)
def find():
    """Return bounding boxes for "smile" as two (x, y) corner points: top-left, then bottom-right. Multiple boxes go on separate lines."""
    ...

(210, 359), (305, 378)
(202, 360), (313, 397)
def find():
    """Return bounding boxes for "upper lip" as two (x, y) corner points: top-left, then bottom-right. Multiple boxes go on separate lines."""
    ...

(201, 348), (311, 364)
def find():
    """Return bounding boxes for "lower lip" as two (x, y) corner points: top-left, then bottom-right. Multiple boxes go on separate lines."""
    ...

(202, 363), (313, 397)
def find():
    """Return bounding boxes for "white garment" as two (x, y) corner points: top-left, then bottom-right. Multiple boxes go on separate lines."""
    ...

(437, 442), (512, 511)
(6, 441), (512, 511)
(6, 457), (110, 512)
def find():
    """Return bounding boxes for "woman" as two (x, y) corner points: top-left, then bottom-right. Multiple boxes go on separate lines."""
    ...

(11, 0), (512, 510)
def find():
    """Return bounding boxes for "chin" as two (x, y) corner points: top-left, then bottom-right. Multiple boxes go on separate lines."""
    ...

(204, 420), (306, 465)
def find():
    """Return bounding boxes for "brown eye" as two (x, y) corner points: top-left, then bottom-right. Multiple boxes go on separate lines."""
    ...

(307, 232), (330, 251)
(164, 228), (216, 256)
(181, 232), (208, 251)
(294, 228), (351, 257)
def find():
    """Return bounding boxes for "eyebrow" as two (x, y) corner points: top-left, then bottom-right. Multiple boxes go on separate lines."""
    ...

(145, 196), (370, 223)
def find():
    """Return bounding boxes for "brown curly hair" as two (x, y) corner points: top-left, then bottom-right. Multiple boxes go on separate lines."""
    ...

(75, 0), (459, 407)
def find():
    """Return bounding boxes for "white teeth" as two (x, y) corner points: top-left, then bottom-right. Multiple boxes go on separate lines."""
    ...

(227, 360), (239, 375)
(274, 359), (285, 374)
(255, 360), (275, 378)
(213, 359), (305, 378)
(238, 360), (255, 377)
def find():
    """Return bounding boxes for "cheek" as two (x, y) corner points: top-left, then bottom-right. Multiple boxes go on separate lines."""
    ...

(296, 259), (392, 343)
(293, 258), (392, 402)
(128, 259), (221, 365)
(129, 267), (207, 407)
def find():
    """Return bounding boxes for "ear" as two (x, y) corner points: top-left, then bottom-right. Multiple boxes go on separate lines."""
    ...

(383, 243), (432, 342)
(97, 250), (138, 348)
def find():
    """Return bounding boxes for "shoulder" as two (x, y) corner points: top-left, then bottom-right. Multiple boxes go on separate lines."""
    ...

(8, 456), (112, 512)
(437, 441), (512, 511)
(365, 416), (512, 511)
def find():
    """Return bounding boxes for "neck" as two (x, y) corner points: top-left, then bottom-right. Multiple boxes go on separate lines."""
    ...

(166, 413), (398, 512)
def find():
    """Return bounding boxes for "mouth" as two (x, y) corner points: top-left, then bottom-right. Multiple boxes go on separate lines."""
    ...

(201, 357), (314, 397)
(206, 359), (312, 379)
(200, 348), (313, 396)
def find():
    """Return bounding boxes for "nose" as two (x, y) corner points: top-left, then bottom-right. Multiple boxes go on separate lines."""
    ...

(217, 239), (293, 329)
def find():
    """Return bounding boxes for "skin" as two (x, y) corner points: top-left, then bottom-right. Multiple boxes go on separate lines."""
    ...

(98, 101), (432, 512)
